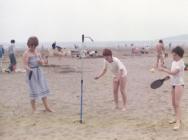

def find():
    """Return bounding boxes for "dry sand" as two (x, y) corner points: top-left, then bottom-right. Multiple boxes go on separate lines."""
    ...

(0, 49), (188, 140)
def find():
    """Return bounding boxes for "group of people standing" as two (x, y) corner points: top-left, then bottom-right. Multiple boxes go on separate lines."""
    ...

(1, 36), (185, 131)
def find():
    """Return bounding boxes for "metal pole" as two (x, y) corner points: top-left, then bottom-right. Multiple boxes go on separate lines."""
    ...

(80, 34), (84, 123)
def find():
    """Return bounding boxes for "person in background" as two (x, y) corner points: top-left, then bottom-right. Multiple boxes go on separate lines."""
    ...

(7, 39), (17, 72)
(155, 40), (165, 68)
(52, 42), (56, 50)
(0, 45), (4, 72)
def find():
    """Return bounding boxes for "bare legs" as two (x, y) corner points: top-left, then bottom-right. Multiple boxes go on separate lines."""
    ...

(113, 76), (127, 111)
(155, 56), (160, 68)
(42, 97), (53, 112)
(171, 86), (183, 130)
(30, 96), (52, 113)
(156, 55), (164, 68)
(31, 100), (36, 113)
(120, 76), (127, 111)
(113, 78), (120, 109)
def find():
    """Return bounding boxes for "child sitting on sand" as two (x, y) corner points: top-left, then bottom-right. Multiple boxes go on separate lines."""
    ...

(95, 48), (127, 111)
(159, 46), (185, 130)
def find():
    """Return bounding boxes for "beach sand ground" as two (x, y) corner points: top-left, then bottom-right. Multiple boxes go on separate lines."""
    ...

(0, 49), (188, 140)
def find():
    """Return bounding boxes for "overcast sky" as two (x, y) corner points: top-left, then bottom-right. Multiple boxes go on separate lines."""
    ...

(0, 0), (188, 42)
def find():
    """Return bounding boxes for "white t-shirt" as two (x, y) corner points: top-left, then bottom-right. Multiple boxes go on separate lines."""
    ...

(171, 59), (185, 85)
(104, 57), (127, 77)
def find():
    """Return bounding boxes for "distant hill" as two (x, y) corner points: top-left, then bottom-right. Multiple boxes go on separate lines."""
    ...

(163, 34), (188, 41)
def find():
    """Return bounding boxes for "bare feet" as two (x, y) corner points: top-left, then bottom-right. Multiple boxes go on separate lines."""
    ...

(31, 110), (41, 114)
(169, 119), (176, 124)
(173, 121), (181, 131)
(121, 107), (127, 111)
(32, 110), (36, 114)
(113, 106), (120, 110)
(44, 108), (54, 112)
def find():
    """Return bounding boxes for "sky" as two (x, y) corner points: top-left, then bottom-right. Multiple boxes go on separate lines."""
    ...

(0, 0), (188, 42)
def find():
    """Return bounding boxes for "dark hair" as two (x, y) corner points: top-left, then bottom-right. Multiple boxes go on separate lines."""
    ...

(103, 48), (112, 56)
(172, 46), (184, 58)
(27, 36), (39, 47)
(11, 40), (15, 44)
(52, 42), (56, 50)
(159, 40), (163, 43)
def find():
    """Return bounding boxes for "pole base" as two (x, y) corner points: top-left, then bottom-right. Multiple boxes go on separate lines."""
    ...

(73, 120), (85, 124)
(80, 120), (83, 124)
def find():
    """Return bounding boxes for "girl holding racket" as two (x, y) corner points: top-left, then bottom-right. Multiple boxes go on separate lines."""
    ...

(159, 46), (185, 130)
(95, 48), (128, 111)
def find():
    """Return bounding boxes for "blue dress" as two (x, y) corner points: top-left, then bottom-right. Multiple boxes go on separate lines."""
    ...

(26, 56), (50, 100)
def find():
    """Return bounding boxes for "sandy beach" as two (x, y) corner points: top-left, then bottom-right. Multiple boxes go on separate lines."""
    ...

(0, 48), (188, 140)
